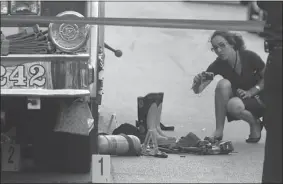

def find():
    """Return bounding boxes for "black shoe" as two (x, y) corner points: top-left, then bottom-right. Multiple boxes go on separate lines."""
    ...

(245, 136), (261, 143)
(160, 122), (175, 131)
(246, 123), (264, 143)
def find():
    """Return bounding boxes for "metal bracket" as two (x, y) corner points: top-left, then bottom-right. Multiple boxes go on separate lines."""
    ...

(88, 64), (95, 84)
(27, 97), (41, 110)
(1, 111), (6, 133)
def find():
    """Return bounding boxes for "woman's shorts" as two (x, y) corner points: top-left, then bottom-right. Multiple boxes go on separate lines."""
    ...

(227, 96), (265, 122)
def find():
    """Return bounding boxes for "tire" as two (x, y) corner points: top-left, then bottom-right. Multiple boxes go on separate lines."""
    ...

(33, 99), (92, 173)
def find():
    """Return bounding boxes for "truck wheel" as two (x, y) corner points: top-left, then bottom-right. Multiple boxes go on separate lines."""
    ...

(33, 98), (92, 173)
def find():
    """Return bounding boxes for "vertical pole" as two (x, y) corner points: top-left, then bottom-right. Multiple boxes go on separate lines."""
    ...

(87, 1), (100, 156)
(96, 1), (105, 105)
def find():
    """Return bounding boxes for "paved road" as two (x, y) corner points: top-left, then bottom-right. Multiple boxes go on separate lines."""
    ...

(99, 1), (268, 183)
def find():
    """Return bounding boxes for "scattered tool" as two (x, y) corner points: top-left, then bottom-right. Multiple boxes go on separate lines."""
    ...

(158, 132), (235, 155)
(106, 113), (118, 134)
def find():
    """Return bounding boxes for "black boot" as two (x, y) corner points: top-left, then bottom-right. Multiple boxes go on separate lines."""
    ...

(136, 93), (163, 143)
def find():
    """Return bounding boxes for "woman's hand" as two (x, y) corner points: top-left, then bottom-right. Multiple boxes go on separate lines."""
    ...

(193, 73), (203, 86)
(192, 72), (214, 94)
(236, 89), (252, 99)
(193, 72), (214, 85)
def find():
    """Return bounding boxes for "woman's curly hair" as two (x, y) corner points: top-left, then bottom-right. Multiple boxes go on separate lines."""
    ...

(210, 31), (246, 51)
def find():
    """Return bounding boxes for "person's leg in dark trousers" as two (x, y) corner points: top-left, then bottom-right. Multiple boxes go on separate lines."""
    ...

(262, 49), (282, 183)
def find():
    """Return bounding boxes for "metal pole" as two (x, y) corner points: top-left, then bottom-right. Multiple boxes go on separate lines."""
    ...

(1, 15), (265, 32)
(86, 1), (99, 157)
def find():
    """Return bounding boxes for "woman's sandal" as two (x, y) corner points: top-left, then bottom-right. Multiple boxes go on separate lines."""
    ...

(142, 148), (168, 158)
(246, 122), (264, 143)
(154, 150), (168, 158)
(204, 136), (223, 144)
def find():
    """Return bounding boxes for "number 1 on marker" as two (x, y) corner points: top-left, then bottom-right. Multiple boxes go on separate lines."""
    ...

(99, 157), (103, 175)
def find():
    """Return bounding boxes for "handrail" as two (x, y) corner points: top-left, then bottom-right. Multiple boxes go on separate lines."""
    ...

(0, 54), (90, 67)
(1, 15), (265, 32)
(0, 89), (90, 97)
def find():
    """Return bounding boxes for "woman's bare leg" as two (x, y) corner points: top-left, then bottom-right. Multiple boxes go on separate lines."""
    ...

(146, 103), (167, 141)
(227, 97), (262, 138)
(146, 103), (158, 131)
(212, 79), (233, 138)
(156, 103), (168, 138)
(156, 103), (175, 140)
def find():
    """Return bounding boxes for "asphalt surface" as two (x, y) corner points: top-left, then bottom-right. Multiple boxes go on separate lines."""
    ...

(99, 1), (269, 183)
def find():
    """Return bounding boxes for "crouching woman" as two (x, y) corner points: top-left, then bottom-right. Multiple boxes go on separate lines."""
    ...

(192, 31), (266, 143)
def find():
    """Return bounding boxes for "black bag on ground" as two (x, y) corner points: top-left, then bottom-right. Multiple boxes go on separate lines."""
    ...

(112, 123), (145, 142)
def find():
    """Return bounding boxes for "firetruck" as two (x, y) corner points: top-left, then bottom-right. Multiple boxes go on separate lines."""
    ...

(1, 1), (123, 183)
